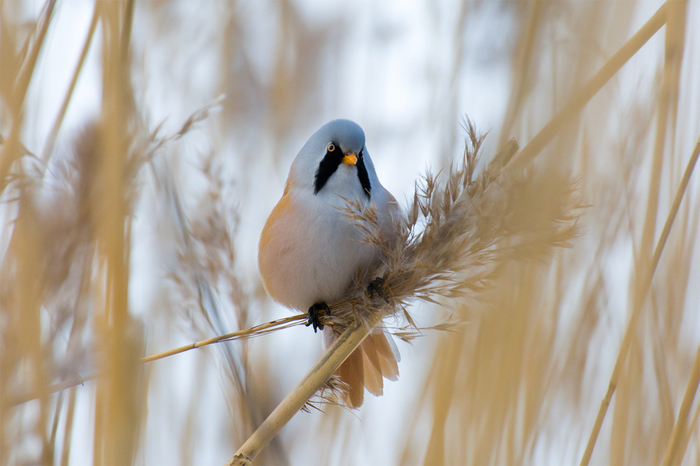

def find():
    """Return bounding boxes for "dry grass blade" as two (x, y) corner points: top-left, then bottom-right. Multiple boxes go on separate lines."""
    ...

(40, 4), (100, 166)
(507, 2), (668, 170)
(8, 306), (461, 407)
(0, 0), (56, 194)
(227, 312), (385, 466)
(580, 136), (700, 466)
(662, 341), (700, 465)
(497, 1), (543, 149)
(301, 376), (351, 413)
(12, 0), (56, 106)
(7, 312), (307, 407)
(141, 314), (307, 363)
(4, 374), (96, 409)
(6, 302), (463, 411)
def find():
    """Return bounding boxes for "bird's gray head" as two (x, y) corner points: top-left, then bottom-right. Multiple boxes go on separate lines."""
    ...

(289, 119), (378, 200)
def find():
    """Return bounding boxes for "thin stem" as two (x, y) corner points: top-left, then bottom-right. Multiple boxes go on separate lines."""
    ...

(40, 4), (100, 167)
(0, 0), (57, 192)
(662, 339), (700, 464)
(507, 2), (668, 171)
(4, 314), (308, 407)
(226, 312), (384, 466)
(141, 314), (307, 363)
(580, 137), (700, 466)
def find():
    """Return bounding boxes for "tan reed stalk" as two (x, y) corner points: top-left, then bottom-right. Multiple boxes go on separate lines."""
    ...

(580, 136), (700, 466)
(497, 0), (543, 150)
(141, 314), (307, 363)
(7, 313), (306, 406)
(93, 2), (139, 464)
(610, 346), (633, 464)
(0, 3), (59, 463)
(0, 0), (56, 192)
(4, 375), (96, 410)
(48, 391), (63, 462)
(612, 3), (687, 460)
(423, 332), (461, 465)
(679, 391), (700, 464)
(651, 5), (687, 458)
(60, 387), (77, 466)
(40, 4), (100, 166)
(12, 173), (49, 462)
(5, 310), (461, 412)
(227, 312), (385, 466)
(662, 340), (700, 465)
(662, 0), (686, 184)
(506, 1), (668, 171)
(637, 0), (685, 288)
(11, 0), (56, 110)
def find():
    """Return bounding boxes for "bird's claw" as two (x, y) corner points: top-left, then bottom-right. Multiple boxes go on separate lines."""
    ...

(306, 302), (330, 333)
(367, 277), (390, 303)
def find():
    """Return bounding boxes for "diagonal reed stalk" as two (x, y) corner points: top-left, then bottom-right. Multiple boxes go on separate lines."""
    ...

(140, 314), (307, 363)
(0, 0), (56, 192)
(227, 312), (385, 466)
(610, 3), (686, 462)
(40, 3), (100, 167)
(581, 137), (700, 466)
(507, 1), (668, 171)
(7, 306), (457, 409)
(662, 339), (700, 465)
(5, 314), (308, 407)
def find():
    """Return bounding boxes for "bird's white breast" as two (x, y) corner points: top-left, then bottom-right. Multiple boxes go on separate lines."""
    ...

(258, 183), (381, 311)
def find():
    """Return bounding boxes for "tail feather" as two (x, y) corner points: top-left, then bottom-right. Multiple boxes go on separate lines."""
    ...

(328, 327), (400, 408)
(361, 334), (384, 375)
(361, 336), (385, 396)
(338, 348), (365, 408)
(370, 331), (399, 381)
(362, 350), (384, 396)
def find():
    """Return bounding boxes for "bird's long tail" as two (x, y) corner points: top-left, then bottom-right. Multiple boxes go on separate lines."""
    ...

(325, 326), (400, 408)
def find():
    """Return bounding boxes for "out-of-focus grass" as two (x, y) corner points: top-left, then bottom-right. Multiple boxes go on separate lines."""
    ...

(1, 0), (700, 465)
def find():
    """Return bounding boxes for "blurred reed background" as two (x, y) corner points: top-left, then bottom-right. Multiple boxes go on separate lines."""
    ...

(1, 0), (700, 464)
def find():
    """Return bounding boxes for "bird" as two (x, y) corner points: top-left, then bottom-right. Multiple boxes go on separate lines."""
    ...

(258, 119), (401, 408)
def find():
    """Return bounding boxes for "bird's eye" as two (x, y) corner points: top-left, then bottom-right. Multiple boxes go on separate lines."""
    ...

(327, 143), (336, 152)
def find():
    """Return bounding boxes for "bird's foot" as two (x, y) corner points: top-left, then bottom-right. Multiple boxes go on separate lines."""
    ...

(306, 302), (330, 333)
(367, 277), (390, 303)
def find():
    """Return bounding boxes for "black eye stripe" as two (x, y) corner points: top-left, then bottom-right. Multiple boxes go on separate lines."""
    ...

(314, 144), (372, 199)
(314, 142), (343, 194)
(356, 149), (372, 199)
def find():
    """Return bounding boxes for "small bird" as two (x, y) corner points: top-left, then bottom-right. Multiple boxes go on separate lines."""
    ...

(258, 119), (400, 407)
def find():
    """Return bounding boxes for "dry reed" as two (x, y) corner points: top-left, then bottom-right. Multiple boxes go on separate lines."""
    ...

(3, 0), (700, 465)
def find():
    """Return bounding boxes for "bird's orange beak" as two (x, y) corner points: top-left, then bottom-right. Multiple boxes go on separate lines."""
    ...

(342, 153), (357, 165)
